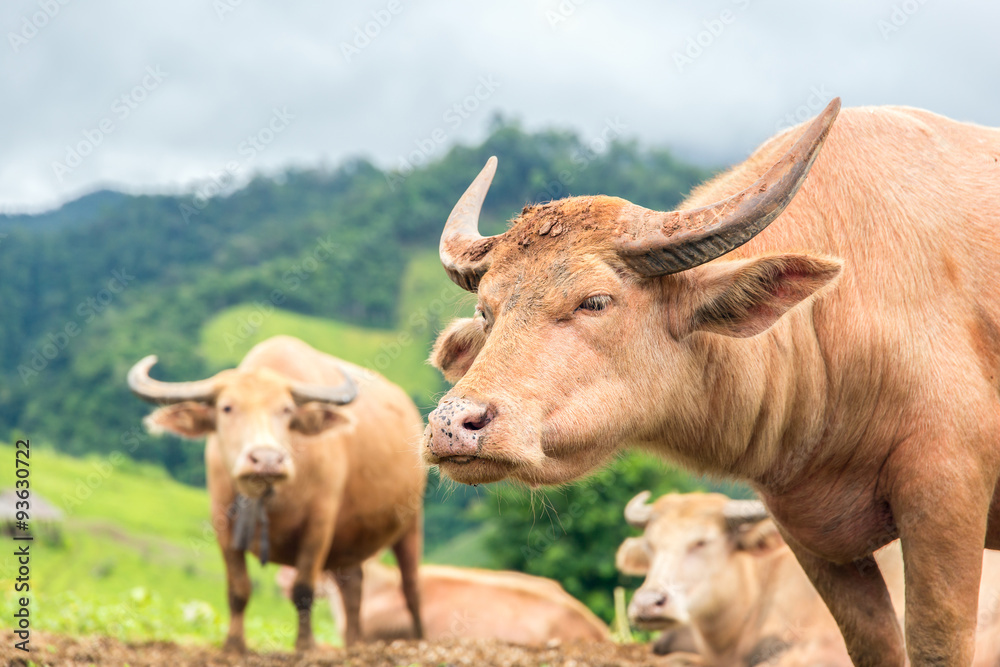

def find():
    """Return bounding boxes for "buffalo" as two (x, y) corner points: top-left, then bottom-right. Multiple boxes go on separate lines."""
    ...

(425, 99), (1000, 665)
(278, 559), (609, 645)
(129, 335), (426, 651)
(619, 491), (1000, 667)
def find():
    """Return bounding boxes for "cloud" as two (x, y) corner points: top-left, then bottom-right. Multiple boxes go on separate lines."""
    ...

(2, 0), (997, 211)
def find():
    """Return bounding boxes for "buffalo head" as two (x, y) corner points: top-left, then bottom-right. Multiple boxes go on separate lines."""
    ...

(425, 100), (843, 486)
(128, 355), (357, 496)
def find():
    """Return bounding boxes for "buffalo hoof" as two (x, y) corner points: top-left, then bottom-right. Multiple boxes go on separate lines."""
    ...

(223, 636), (246, 654)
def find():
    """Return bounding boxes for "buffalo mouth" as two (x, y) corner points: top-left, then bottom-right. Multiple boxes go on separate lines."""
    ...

(630, 615), (682, 631)
(428, 453), (516, 485)
(443, 455), (477, 465)
(236, 474), (288, 498)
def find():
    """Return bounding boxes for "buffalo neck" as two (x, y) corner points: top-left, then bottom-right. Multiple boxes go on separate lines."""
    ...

(637, 306), (830, 491)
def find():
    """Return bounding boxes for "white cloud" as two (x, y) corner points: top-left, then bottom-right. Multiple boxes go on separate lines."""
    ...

(2, 0), (997, 211)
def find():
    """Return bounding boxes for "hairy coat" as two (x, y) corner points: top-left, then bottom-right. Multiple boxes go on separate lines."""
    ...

(427, 105), (1000, 665)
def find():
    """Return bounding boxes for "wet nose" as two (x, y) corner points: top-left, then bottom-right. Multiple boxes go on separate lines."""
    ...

(629, 588), (670, 620)
(426, 397), (494, 459)
(242, 447), (289, 478)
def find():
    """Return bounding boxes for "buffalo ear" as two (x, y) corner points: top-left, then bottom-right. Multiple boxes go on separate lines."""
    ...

(430, 318), (487, 383)
(145, 402), (216, 439)
(616, 537), (652, 576)
(734, 521), (784, 554)
(290, 403), (355, 436)
(690, 254), (842, 338)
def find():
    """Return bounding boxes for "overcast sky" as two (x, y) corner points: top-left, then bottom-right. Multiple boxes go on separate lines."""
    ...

(2, 0), (998, 212)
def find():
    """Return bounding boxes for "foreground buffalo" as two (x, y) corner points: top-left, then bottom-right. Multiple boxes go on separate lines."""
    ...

(425, 98), (1000, 665)
(278, 559), (609, 645)
(128, 335), (425, 651)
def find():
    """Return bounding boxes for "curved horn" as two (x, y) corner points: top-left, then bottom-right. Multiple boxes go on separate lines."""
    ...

(723, 499), (770, 530)
(289, 365), (358, 406)
(440, 156), (500, 292)
(127, 355), (221, 405)
(624, 490), (655, 528)
(615, 97), (841, 276)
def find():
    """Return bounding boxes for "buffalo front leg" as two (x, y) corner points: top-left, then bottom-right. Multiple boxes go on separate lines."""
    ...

(291, 515), (336, 651)
(896, 468), (990, 666)
(779, 528), (906, 666)
(221, 548), (251, 653)
(290, 573), (317, 652)
(391, 517), (424, 639)
(334, 564), (364, 646)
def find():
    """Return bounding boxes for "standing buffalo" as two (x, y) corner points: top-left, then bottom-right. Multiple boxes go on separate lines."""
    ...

(425, 98), (1000, 666)
(129, 335), (425, 651)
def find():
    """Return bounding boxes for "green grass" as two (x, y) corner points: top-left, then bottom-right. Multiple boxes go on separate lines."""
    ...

(200, 249), (473, 410)
(425, 524), (499, 568)
(0, 442), (336, 649)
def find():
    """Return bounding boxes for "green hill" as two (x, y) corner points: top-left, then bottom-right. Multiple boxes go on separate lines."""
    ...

(200, 250), (473, 410)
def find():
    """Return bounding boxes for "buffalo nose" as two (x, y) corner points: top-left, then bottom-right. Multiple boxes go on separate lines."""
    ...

(629, 589), (669, 619)
(427, 398), (494, 459)
(244, 447), (288, 477)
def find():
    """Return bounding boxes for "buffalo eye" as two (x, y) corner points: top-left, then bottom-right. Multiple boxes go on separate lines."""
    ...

(577, 295), (612, 313)
(475, 304), (494, 331)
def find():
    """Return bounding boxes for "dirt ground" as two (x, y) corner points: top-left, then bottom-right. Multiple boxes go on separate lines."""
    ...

(0, 630), (670, 666)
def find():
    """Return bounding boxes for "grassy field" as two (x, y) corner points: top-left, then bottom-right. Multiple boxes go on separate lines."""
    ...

(0, 442), (335, 650)
(0, 442), (496, 649)
(200, 249), (473, 410)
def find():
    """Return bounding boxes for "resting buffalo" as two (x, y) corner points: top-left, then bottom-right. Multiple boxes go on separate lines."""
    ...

(619, 491), (1000, 667)
(616, 491), (872, 666)
(278, 559), (609, 645)
(425, 99), (1000, 665)
(129, 335), (425, 651)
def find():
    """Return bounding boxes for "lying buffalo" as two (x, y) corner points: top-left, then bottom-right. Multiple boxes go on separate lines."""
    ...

(425, 98), (1000, 666)
(617, 491), (872, 666)
(619, 491), (1000, 667)
(278, 559), (609, 645)
(129, 335), (425, 651)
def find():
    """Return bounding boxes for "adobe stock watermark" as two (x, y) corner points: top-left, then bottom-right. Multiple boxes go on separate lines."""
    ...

(219, 233), (346, 351)
(384, 75), (501, 191)
(774, 86), (833, 132)
(532, 116), (628, 203)
(7, 0), (72, 53)
(363, 284), (467, 375)
(51, 66), (168, 183)
(340, 0), (403, 63)
(214, 0), (245, 21)
(17, 267), (136, 384)
(673, 0), (751, 74)
(179, 107), (294, 224)
(545, 0), (587, 29)
(878, 0), (930, 40)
